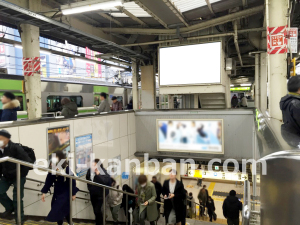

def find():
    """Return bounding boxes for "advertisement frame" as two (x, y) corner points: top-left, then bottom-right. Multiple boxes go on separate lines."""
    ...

(156, 119), (224, 154)
(158, 41), (223, 87)
(47, 125), (71, 161)
(75, 133), (93, 177)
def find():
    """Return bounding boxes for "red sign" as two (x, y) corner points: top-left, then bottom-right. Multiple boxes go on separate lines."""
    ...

(267, 26), (287, 54)
(0, 45), (5, 54)
(23, 57), (41, 76)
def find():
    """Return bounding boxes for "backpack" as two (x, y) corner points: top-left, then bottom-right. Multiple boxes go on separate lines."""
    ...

(17, 144), (36, 169)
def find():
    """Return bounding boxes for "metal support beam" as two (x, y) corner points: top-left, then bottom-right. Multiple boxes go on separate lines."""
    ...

(121, 27), (264, 47)
(132, 60), (139, 110)
(115, 6), (148, 27)
(205, 0), (216, 16)
(101, 5), (264, 35)
(134, 0), (169, 29)
(233, 20), (243, 66)
(98, 12), (123, 27)
(162, 0), (189, 27)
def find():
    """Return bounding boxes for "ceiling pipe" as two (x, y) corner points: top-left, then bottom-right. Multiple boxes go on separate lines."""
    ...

(233, 20), (243, 66)
(101, 5), (264, 35)
(121, 27), (265, 47)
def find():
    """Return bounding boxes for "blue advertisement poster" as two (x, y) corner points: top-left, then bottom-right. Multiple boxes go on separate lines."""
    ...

(75, 134), (93, 177)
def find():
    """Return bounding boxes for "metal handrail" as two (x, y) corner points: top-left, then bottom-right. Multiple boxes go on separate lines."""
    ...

(0, 156), (202, 225)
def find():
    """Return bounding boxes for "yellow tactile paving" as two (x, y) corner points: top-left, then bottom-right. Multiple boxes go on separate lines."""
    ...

(207, 182), (216, 196)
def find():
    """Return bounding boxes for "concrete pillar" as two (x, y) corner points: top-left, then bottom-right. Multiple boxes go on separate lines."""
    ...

(131, 60), (139, 110)
(267, 0), (289, 120)
(20, 24), (42, 119)
(168, 95), (174, 109)
(260, 53), (268, 112)
(254, 54), (260, 109)
(141, 65), (155, 109)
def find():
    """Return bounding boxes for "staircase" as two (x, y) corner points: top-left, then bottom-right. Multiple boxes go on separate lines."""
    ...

(199, 93), (226, 109)
(0, 218), (94, 224)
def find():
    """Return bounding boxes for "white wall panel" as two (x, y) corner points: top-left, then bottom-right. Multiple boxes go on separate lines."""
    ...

(107, 115), (120, 141)
(120, 136), (129, 160)
(128, 113), (136, 135)
(19, 123), (49, 179)
(73, 118), (93, 137)
(4, 126), (20, 143)
(119, 114), (128, 137)
(92, 117), (108, 145)
(93, 142), (108, 168)
(107, 138), (121, 160)
(128, 134), (136, 157)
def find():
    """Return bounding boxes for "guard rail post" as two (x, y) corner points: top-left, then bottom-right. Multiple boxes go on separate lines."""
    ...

(16, 163), (21, 225)
(103, 187), (106, 225)
(69, 177), (73, 225)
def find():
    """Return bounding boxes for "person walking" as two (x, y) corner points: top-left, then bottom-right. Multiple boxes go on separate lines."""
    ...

(203, 185), (209, 216)
(60, 98), (78, 118)
(207, 196), (216, 222)
(187, 192), (195, 218)
(0, 130), (33, 224)
(198, 186), (208, 217)
(280, 76), (300, 147)
(231, 94), (238, 108)
(137, 175), (157, 225)
(86, 159), (112, 225)
(107, 178), (123, 224)
(240, 95), (248, 107)
(121, 184), (135, 224)
(151, 175), (162, 219)
(111, 96), (123, 111)
(94, 92), (110, 113)
(0, 92), (20, 122)
(222, 190), (242, 225)
(41, 151), (79, 225)
(162, 169), (186, 225)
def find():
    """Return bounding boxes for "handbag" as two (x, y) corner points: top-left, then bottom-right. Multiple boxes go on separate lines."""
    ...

(213, 212), (217, 221)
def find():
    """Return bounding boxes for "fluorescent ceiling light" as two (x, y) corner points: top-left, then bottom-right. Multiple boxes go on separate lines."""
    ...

(62, 0), (123, 15)
(14, 44), (23, 49)
(40, 50), (51, 55)
(110, 66), (125, 71)
(240, 84), (251, 86)
(230, 84), (234, 87)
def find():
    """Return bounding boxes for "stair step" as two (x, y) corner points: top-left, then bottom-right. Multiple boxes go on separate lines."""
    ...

(0, 218), (94, 225)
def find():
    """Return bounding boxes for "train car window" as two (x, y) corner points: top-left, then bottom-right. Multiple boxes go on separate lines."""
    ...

(47, 96), (83, 112)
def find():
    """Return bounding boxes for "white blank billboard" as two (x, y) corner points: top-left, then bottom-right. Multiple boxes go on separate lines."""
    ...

(159, 42), (221, 86)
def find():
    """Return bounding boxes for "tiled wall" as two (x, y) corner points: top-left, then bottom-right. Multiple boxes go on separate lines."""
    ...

(0, 112), (137, 220)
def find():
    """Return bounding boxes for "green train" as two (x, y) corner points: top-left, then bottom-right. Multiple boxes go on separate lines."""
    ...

(0, 76), (133, 119)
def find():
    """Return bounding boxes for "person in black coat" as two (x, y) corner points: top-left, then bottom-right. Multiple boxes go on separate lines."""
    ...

(41, 151), (79, 225)
(280, 76), (300, 147)
(0, 130), (33, 224)
(121, 184), (135, 224)
(151, 176), (162, 210)
(207, 196), (215, 222)
(162, 169), (186, 225)
(222, 190), (242, 225)
(86, 159), (111, 225)
(0, 92), (20, 122)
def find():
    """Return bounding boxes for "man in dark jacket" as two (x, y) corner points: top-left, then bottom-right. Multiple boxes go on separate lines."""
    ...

(111, 96), (123, 111)
(86, 159), (111, 225)
(0, 130), (32, 224)
(280, 76), (300, 147)
(222, 190), (242, 225)
(151, 176), (162, 215)
(0, 92), (20, 122)
(61, 98), (78, 118)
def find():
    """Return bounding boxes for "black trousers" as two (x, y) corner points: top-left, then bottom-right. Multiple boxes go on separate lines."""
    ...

(57, 214), (70, 225)
(227, 218), (240, 225)
(91, 196), (104, 225)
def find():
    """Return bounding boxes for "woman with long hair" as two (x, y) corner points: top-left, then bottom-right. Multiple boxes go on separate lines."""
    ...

(121, 184), (135, 224)
(162, 169), (186, 225)
(41, 151), (79, 225)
